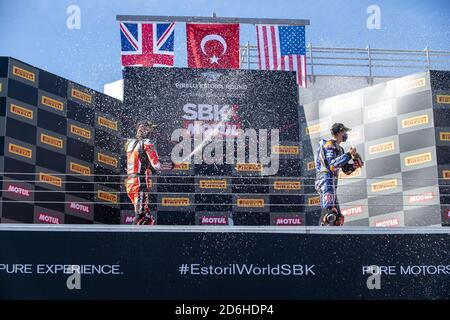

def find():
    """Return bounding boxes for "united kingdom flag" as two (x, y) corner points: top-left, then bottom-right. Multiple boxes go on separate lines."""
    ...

(120, 22), (175, 67)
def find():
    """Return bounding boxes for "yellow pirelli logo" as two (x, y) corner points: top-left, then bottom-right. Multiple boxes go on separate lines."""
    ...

(307, 161), (316, 171)
(272, 145), (300, 155)
(10, 103), (33, 120)
(443, 170), (450, 180)
(402, 114), (429, 128)
(237, 199), (265, 208)
(236, 163), (262, 172)
(8, 143), (32, 159)
(39, 173), (62, 188)
(71, 88), (92, 104)
(97, 153), (118, 168)
(400, 77), (426, 91)
(12, 65), (35, 83)
(162, 198), (190, 206)
(306, 122), (327, 135)
(69, 162), (91, 176)
(367, 104), (392, 119)
(41, 96), (64, 111)
(437, 95), (450, 104)
(308, 196), (320, 206)
(40, 133), (63, 149)
(339, 167), (362, 179)
(0, 82), (2, 93)
(174, 162), (189, 170)
(371, 179), (397, 193)
(404, 152), (432, 166)
(97, 190), (118, 203)
(348, 131), (360, 142)
(98, 116), (118, 131)
(70, 124), (92, 140)
(439, 132), (450, 141)
(369, 141), (395, 154)
(200, 180), (227, 189)
(274, 181), (301, 190)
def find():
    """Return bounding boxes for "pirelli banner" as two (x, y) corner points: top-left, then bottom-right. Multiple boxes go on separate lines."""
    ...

(0, 228), (448, 299)
(302, 70), (450, 226)
(0, 57), (123, 225)
(124, 67), (302, 225)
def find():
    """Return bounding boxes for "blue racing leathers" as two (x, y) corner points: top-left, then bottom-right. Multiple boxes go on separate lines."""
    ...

(315, 139), (356, 210)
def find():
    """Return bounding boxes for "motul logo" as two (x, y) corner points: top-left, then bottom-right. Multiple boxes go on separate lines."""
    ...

(201, 216), (228, 225)
(125, 216), (134, 224)
(375, 217), (399, 227)
(275, 217), (302, 225)
(69, 202), (90, 213)
(7, 184), (30, 197)
(408, 192), (434, 204)
(37, 213), (60, 224)
(341, 206), (363, 216)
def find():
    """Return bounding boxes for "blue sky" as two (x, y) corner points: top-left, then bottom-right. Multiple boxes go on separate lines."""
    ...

(0, 0), (449, 92)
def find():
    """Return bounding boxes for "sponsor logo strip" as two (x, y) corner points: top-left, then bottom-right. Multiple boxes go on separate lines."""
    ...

(97, 153), (118, 168)
(274, 181), (301, 190)
(339, 167), (362, 179)
(404, 152), (432, 166)
(6, 184), (31, 197)
(41, 96), (64, 111)
(37, 213), (60, 224)
(162, 198), (190, 206)
(400, 78), (426, 91)
(174, 163), (189, 170)
(201, 216), (228, 225)
(371, 179), (397, 193)
(199, 180), (227, 189)
(236, 163), (262, 171)
(437, 95), (450, 104)
(439, 132), (450, 141)
(97, 190), (118, 203)
(401, 114), (429, 128)
(71, 88), (92, 104)
(308, 196), (320, 206)
(341, 206), (363, 217)
(369, 141), (395, 155)
(39, 173), (62, 188)
(40, 133), (63, 149)
(375, 217), (400, 227)
(443, 170), (450, 180)
(12, 65), (35, 82)
(69, 202), (91, 214)
(10, 103), (33, 120)
(408, 192), (434, 204)
(306, 122), (327, 135)
(70, 124), (92, 140)
(307, 161), (315, 171)
(70, 162), (91, 176)
(98, 116), (118, 131)
(275, 217), (302, 225)
(237, 199), (265, 208)
(8, 143), (32, 158)
(272, 146), (299, 155)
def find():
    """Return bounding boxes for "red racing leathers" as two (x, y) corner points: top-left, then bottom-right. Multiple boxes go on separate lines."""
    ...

(125, 139), (161, 224)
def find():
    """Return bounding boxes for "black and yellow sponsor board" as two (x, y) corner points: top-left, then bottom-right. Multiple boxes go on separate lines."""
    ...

(436, 94), (450, 104)
(39, 131), (64, 150)
(97, 189), (118, 204)
(67, 119), (94, 144)
(10, 62), (37, 86)
(68, 82), (94, 105)
(235, 163), (262, 172)
(96, 113), (119, 133)
(38, 171), (63, 188)
(38, 90), (66, 116)
(161, 197), (190, 206)
(199, 179), (227, 189)
(273, 181), (301, 190)
(370, 178), (398, 193)
(236, 198), (265, 208)
(94, 148), (119, 172)
(305, 121), (328, 136)
(7, 142), (33, 159)
(6, 99), (37, 125)
(307, 195), (320, 207)
(272, 145), (300, 155)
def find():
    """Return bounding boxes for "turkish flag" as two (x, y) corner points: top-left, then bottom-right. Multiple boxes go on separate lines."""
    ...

(186, 23), (240, 69)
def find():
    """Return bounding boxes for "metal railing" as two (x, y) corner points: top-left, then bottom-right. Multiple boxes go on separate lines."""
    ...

(239, 43), (450, 84)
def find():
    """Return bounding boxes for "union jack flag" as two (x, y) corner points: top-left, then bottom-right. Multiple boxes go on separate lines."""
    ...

(256, 25), (307, 87)
(120, 22), (175, 67)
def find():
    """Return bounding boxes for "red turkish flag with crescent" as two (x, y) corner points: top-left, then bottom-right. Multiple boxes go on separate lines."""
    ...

(186, 23), (240, 69)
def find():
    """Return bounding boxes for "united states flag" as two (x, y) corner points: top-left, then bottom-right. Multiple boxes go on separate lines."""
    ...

(120, 22), (175, 67)
(256, 25), (307, 87)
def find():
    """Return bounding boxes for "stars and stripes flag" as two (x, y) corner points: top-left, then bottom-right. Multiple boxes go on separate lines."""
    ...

(120, 22), (175, 67)
(256, 25), (307, 87)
